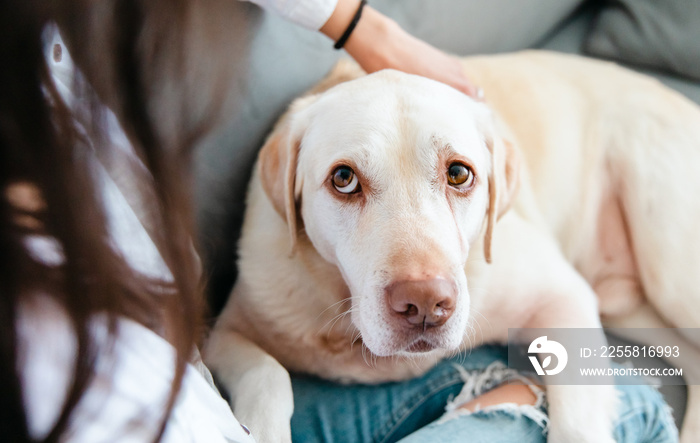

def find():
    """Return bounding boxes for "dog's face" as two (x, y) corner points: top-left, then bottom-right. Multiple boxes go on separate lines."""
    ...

(259, 70), (517, 357)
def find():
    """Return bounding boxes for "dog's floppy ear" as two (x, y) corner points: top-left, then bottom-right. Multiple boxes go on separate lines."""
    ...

(482, 116), (521, 264)
(258, 96), (317, 254)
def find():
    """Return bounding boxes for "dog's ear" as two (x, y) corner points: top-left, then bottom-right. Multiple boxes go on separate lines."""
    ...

(482, 117), (521, 264)
(258, 96), (316, 254)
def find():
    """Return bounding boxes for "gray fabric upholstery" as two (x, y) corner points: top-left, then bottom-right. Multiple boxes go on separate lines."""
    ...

(540, 0), (700, 105)
(585, 0), (700, 82)
(369, 0), (586, 55)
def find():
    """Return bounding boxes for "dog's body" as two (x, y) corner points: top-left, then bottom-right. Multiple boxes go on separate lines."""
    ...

(205, 51), (700, 442)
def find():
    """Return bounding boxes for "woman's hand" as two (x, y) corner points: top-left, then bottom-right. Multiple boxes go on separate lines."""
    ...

(320, 0), (482, 99)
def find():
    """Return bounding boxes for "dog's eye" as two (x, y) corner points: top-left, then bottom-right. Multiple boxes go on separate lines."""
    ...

(332, 166), (359, 194)
(447, 163), (474, 188)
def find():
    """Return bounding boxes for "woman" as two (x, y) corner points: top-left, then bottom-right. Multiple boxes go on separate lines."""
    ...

(1, 0), (243, 440)
(0, 0), (677, 442)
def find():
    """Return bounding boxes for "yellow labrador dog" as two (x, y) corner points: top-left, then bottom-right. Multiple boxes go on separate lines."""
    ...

(205, 51), (700, 442)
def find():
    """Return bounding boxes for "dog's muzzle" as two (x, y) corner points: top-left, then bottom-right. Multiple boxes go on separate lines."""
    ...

(385, 278), (457, 352)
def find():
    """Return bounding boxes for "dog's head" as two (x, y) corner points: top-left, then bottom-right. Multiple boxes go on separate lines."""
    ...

(258, 70), (519, 357)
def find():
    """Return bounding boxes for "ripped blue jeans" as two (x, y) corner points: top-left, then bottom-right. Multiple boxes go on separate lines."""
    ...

(290, 345), (678, 442)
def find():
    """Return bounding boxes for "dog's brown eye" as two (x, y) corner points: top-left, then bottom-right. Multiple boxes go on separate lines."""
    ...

(332, 166), (359, 194)
(447, 163), (474, 187)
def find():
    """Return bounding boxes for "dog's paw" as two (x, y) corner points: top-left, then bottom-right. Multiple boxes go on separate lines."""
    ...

(221, 354), (295, 442)
(241, 418), (292, 443)
(546, 384), (618, 443)
(235, 402), (293, 443)
(226, 373), (294, 442)
(233, 394), (294, 443)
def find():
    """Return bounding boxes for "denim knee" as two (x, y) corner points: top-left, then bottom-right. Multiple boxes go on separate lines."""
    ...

(613, 383), (679, 443)
(291, 346), (678, 443)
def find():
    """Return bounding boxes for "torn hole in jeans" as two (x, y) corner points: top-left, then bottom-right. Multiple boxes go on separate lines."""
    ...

(438, 361), (549, 431)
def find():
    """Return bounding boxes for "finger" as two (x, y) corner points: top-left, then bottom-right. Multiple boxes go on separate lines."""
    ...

(456, 80), (484, 101)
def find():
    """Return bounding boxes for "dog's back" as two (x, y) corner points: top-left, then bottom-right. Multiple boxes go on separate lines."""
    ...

(462, 51), (700, 326)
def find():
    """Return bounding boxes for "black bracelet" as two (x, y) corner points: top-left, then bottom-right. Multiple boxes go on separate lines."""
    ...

(334, 0), (367, 50)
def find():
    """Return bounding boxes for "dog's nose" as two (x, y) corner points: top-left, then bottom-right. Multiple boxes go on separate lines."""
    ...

(386, 279), (456, 328)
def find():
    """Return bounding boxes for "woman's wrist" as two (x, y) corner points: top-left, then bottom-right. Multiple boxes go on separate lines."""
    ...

(320, 0), (398, 64)
(342, 6), (399, 71)
(320, 0), (363, 42)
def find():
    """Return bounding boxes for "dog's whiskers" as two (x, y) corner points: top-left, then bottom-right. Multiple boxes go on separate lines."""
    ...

(454, 327), (475, 365)
(361, 342), (371, 367)
(344, 317), (359, 337)
(470, 306), (491, 336)
(316, 305), (358, 340)
(314, 297), (352, 323)
(351, 330), (363, 351)
(409, 354), (422, 372)
(319, 309), (352, 338)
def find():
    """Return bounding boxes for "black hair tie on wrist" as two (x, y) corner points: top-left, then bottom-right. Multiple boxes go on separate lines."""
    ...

(334, 0), (367, 50)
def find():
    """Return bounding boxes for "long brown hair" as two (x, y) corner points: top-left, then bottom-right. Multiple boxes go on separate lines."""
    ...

(0, 0), (218, 440)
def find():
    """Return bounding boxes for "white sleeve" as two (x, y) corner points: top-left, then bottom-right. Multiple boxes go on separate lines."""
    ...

(18, 296), (255, 443)
(243, 0), (338, 30)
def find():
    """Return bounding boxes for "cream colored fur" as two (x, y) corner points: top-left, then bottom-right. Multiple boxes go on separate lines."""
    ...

(205, 51), (700, 443)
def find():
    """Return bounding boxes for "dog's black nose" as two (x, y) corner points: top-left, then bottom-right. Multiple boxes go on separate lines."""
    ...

(386, 279), (456, 328)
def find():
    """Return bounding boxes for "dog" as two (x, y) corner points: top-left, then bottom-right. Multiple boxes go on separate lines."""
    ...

(204, 51), (700, 442)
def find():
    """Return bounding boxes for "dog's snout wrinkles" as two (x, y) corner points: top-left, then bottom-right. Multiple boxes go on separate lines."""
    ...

(387, 279), (456, 328)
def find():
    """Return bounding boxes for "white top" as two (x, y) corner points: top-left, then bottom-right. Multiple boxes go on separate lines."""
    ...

(17, 26), (256, 443)
(18, 296), (253, 443)
(246, 0), (337, 30)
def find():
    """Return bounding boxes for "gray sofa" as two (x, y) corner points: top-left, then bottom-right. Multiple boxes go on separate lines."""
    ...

(192, 0), (699, 429)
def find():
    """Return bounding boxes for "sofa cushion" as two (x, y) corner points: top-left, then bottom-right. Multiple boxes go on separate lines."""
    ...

(370, 0), (585, 55)
(585, 0), (700, 82)
(540, 2), (700, 106)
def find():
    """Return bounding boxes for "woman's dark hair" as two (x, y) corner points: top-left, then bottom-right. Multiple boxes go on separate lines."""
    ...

(0, 0), (219, 440)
